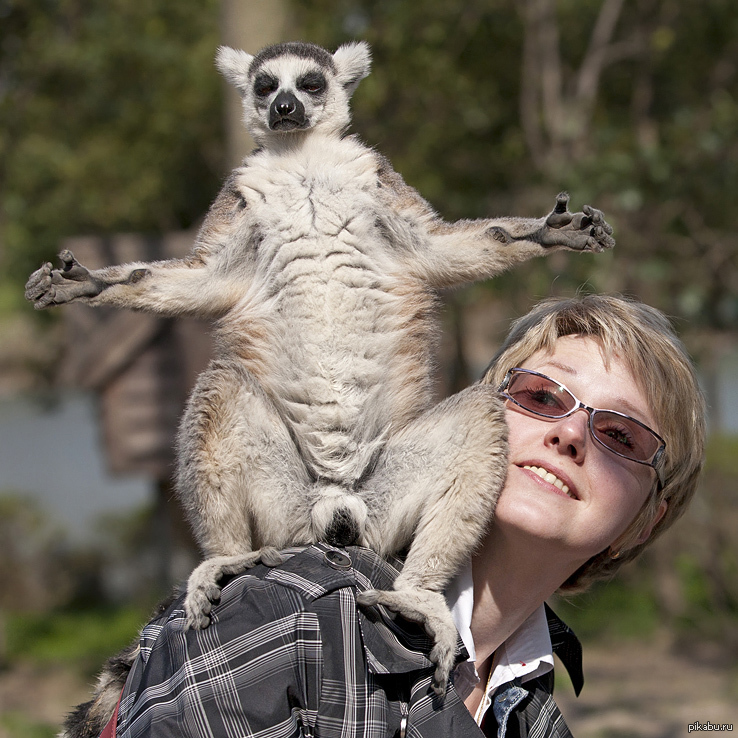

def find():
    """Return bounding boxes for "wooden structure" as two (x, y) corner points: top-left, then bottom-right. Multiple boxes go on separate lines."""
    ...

(59, 232), (212, 588)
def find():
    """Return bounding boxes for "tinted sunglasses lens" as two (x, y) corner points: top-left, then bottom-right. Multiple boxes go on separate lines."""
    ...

(507, 372), (575, 417)
(591, 411), (660, 463)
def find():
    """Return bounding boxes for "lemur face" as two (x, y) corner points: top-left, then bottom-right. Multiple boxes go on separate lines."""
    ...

(217, 41), (372, 144)
(251, 52), (332, 133)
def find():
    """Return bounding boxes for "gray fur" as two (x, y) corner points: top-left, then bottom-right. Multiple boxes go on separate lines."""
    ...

(26, 41), (614, 720)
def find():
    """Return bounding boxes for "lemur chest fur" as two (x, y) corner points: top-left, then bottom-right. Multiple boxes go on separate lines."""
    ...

(243, 144), (388, 273)
(236, 143), (411, 324)
(224, 141), (431, 460)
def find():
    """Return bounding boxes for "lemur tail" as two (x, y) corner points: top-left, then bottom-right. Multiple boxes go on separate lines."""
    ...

(311, 482), (368, 547)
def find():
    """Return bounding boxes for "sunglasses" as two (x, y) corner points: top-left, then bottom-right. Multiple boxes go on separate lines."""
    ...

(498, 368), (666, 487)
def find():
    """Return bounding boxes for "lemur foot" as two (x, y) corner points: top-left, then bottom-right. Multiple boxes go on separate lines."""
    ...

(542, 192), (615, 252)
(357, 587), (458, 696)
(184, 547), (284, 629)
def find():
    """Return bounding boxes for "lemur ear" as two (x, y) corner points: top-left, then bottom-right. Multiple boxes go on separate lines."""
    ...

(216, 46), (255, 95)
(333, 41), (372, 94)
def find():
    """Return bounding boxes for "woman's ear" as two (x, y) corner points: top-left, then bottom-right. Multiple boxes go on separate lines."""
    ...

(633, 499), (668, 546)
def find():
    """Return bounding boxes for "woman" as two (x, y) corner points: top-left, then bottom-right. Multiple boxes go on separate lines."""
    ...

(73, 294), (705, 738)
(450, 293), (704, 734)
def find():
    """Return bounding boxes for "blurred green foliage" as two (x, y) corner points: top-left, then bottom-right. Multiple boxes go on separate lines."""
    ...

(0, 493), (71, 612)
(0, 492), (183, 619)
(0, 0), (224, 314)
(705, 434), (738, 477)
(0, 604), (148, 738)
(554, 578), (661, 643)
(4, 606), (145, 673)
(555, 543), (737, 648)
(0, 713), (56, 738)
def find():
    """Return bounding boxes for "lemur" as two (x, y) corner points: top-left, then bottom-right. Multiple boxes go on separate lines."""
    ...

(26, 41), (614, 701)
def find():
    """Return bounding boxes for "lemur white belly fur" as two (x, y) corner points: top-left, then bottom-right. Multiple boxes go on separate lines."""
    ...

(223, 138), (433, 485)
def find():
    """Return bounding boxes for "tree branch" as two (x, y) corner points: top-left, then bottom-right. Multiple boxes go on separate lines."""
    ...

(576, 0), (626, 111)
(519, 1), (546, 168)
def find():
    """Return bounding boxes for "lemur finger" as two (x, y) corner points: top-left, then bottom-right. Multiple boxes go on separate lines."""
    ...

(596, 231), (616, 251)
(186, 610), (212, 630)
(57, 250), (93, 281)
(59, 249), (76, 267)
(25, 267), (52, 300)
(431, 653), (455, 696)
(582, 203), (608, 220)
(600, 216), (614, 235)
(202, 584), (222, 604)
(184, 586), (220, 630)
(357, 589), (427, 623)
(583, 205), (602, 226)
(25, 262), (51, 286)
(34, 286), (58, 309)
(554, 191), (570, 211)
(583, 205), (614, 235)
(259, 547), (285, 567)
(588, 232), (612, 253)
(570, 212), (593, 231)
(546, 192), (573, 228)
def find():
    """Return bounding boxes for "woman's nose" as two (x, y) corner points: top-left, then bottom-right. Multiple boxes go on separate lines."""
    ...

(545, 407), (591, 459)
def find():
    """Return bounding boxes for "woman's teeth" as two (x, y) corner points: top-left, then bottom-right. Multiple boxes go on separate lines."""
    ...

(523, 465), (574, 498)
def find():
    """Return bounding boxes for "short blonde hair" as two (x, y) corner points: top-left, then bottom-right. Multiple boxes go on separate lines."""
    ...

(480, 294), (706, 592)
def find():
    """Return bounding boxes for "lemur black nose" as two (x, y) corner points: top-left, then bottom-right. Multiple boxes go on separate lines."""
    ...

(269, 91), (306, 130)
(274, 91), (297, 116)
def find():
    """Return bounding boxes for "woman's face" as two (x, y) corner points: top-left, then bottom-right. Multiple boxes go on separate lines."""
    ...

(494, 335), (661, 564)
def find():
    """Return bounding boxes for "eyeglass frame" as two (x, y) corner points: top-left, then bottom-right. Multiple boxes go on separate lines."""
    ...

(497, 367), (666, 488)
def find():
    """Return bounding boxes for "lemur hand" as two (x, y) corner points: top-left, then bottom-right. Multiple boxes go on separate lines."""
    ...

(25, 251), (105, 308)
(542, 192), (615, 252)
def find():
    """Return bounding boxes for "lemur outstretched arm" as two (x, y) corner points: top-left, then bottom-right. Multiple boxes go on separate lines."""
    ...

(24, 252), (242, 318)
(421, 192), (613, 288)
(24, 179), (254, 319)
(377, 160), (614, 289)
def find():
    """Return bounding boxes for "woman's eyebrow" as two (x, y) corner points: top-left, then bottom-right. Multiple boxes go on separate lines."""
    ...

(538, 360), (578, 376)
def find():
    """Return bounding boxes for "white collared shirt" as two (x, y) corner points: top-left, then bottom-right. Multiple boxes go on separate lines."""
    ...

(446, 560), (555, 725)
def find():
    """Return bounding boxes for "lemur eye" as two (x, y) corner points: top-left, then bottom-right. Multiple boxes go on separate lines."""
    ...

(298, 73), (326, 94)
(254, 75), (279, 98)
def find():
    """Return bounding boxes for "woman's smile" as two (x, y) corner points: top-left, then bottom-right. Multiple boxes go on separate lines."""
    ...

(519, 464), (577, 499)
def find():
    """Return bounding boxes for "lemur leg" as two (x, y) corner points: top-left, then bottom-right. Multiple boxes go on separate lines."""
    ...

(357, 384), (508, 694)
(178, 360), (314, 628)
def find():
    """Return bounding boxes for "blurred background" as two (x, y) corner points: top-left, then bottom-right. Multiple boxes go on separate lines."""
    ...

(0, 0), (736, 735)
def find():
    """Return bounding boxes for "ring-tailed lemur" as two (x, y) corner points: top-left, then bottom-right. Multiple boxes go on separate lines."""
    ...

(26, 41), (614, 705)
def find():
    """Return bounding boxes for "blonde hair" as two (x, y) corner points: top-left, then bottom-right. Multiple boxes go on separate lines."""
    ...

(480, 294), (706, 592)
